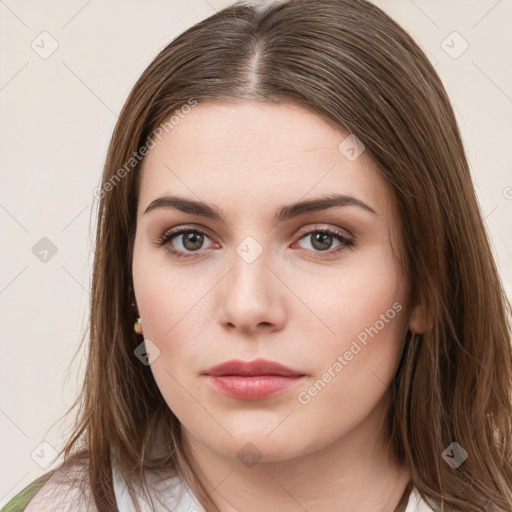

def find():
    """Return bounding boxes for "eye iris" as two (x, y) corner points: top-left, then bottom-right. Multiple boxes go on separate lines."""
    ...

(311, 232), (333, 251)
(182, 232), (204, 251)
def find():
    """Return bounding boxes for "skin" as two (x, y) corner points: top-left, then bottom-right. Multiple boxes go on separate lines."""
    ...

(132, 100), (425, 511)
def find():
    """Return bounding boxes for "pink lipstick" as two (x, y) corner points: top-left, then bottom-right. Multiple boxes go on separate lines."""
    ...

(204, 358), (306, 400)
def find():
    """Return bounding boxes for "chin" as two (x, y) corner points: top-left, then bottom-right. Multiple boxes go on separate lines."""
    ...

(190, 425), (330, 467)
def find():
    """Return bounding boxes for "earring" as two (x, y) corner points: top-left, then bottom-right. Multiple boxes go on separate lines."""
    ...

(131, 298), (143, 336)
(134, 317), (143, 335)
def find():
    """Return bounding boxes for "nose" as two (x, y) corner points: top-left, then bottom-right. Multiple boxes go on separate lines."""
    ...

(216, 246), (286, 335)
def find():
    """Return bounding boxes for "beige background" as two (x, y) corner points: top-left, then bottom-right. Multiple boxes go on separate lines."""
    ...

(1, 0), (511, 505)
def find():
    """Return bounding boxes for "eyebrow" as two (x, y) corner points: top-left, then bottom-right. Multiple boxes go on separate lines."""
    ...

(142, 193), (377, 222)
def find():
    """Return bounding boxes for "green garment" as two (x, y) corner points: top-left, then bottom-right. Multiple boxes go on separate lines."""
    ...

(1, 473), (52, 512)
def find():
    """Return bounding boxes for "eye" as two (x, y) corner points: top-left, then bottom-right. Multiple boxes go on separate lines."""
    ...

(293, 226), (355, 257)
(154, 225), (355, 259)
(154, 227), (216, 258)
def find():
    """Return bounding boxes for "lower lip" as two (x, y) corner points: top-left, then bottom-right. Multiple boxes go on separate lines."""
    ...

(207, 375), (304, 400)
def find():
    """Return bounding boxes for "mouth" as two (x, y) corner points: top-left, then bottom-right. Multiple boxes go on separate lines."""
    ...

(203, 358), (306, 400)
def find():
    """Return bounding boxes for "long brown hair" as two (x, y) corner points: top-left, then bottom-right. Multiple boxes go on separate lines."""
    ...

(46, 0), (512, 510)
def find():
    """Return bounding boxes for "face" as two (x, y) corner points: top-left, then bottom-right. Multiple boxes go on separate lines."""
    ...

(132, 100), (419, 464)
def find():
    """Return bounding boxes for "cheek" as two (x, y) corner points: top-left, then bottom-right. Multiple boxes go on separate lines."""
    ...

(132, 252), (215, 429)
(291, 245), (407, 397)
(294, 241), (406, 346)
(132, 239), (214, 344)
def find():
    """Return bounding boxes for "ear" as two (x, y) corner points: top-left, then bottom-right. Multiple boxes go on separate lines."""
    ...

(408, 302), (428, 334)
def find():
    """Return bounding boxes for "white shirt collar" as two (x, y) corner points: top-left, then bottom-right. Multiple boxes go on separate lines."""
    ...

(405, 487), (436, 512)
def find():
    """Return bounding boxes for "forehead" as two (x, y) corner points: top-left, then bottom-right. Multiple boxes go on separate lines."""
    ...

(137, 100), (389, 216)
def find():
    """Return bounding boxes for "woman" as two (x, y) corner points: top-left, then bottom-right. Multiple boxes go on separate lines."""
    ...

(4, 0), (511, 510)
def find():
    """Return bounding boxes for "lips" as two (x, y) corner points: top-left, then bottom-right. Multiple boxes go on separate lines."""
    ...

(204, 358), (306, 400)
(205, 358), (304, 377)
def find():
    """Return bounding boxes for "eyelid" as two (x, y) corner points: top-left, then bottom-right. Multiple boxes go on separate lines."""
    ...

(294, 223), (354, 240)
(158, 223), (352, 244)
(160, 224), (215, 241)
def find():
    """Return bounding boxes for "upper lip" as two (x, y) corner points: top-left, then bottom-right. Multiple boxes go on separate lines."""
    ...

(205, 358), (304, 377)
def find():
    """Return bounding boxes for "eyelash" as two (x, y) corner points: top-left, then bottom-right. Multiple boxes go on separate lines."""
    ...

(154, 225), (356, 259)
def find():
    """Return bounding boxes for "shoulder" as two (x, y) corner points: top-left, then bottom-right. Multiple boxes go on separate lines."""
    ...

(1, 473), (52, 512)
(2, 465), (97, 512)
